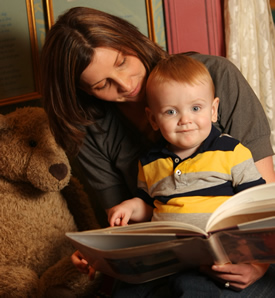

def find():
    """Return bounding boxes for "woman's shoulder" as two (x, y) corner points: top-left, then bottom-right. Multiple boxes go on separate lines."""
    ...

(187, 52), (229, 65)
(187, 52), (239, 76)
(186, 52), (252, 98)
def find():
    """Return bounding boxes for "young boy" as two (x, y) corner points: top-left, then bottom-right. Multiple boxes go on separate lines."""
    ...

(108, 54), (265, 229)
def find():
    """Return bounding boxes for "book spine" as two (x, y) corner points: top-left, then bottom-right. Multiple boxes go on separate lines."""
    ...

(208, 234), (231, 264)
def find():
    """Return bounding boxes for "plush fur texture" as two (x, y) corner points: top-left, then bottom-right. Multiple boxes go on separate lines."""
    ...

(0, 107), (101, 297)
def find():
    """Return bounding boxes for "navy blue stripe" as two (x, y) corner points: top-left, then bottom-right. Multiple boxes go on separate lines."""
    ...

(137, 179), (266, 205)
(235, 178), (265, 192)
(154, 181), (235, 204)
(136, 188), (155, 207)
(140, 125), (239, 166)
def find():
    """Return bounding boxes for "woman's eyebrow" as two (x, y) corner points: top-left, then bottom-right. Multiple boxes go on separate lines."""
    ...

(114, 51), (120, 65)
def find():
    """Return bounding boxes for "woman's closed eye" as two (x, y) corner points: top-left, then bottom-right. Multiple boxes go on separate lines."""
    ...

(93, 57), (126, 91)
(118, 57), (126, 67)
(94, 80), (109, 90)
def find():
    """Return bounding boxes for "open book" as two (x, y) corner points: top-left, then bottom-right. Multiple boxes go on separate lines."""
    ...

(66, 183), (275, 283)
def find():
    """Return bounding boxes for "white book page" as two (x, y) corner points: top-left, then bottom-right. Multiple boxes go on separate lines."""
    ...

(206, 183), (275, 232)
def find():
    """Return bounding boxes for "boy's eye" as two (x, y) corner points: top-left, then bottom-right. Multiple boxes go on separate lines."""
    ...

(192, 106), (200, 112)
(166, 109), (177, 115)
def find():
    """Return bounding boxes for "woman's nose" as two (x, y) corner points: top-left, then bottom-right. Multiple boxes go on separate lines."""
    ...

(116, 74), (131, 93)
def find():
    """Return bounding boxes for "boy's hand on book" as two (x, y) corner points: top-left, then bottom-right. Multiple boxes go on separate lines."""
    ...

(108, 202), (132, 226)
(200, 263), (269, 290)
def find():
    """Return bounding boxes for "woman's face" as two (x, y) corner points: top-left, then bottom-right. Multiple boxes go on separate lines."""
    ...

(79, 47), (147, 103)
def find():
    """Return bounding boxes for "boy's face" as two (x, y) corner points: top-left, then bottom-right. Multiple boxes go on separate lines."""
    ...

(146, 80), (219, 157)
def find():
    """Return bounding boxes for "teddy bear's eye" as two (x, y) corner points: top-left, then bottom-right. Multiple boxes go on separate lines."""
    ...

(29, 140), (37, 147)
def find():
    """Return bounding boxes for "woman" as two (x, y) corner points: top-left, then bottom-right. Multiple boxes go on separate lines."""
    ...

(41, 7), (275, 297)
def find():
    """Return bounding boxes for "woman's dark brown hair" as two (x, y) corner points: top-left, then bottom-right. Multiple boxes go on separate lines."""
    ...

(41, 7), (167, 155)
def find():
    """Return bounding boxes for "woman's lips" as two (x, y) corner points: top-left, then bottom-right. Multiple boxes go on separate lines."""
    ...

(127, 83), (141, 98)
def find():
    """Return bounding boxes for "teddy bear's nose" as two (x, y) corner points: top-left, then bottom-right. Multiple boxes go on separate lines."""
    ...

(49, 163), (68, 181)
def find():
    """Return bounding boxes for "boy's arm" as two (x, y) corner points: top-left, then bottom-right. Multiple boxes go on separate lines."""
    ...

(108, 197), (153, 226)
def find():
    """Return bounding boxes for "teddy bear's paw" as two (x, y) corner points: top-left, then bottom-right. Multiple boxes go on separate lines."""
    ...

(0, 266), (38, 298)
(43, 285), (76, 298)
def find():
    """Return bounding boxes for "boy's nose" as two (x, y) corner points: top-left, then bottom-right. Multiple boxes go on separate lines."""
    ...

(178, 113), (190, 125)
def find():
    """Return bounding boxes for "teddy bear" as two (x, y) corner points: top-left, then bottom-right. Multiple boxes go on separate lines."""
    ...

(0, 107), (102, 297)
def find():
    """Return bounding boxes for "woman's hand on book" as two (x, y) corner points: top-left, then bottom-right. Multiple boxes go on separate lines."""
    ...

(71, 250), (96, 280)
(200, 263), (269, 290)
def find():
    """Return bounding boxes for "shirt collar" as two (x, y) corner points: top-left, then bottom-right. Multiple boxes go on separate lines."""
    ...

(148, 124), (221, 159)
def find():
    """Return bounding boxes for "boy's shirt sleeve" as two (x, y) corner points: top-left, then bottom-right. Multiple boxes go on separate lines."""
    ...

(231, 142), (266, 192)
(136, 160), (155, 207)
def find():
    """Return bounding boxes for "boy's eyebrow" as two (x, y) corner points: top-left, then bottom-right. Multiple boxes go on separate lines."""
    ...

(191, 97), (208, 103)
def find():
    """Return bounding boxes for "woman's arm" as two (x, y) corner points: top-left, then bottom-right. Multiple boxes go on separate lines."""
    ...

(73, 106), (146, 224)
(255, 156), (275, 183)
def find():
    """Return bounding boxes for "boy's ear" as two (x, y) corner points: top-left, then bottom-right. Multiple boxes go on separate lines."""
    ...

(145, 107), (159, 131)
(211, 97), (219, 123)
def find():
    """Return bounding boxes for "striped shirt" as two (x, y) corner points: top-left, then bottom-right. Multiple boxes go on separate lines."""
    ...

(136, 125), (265, 228)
